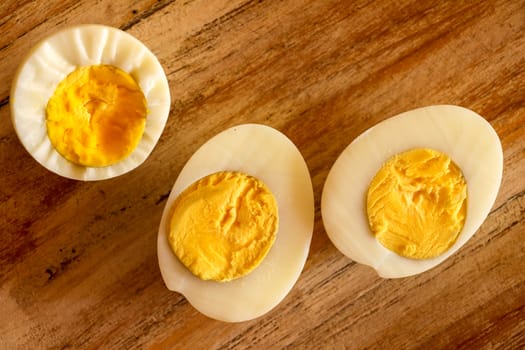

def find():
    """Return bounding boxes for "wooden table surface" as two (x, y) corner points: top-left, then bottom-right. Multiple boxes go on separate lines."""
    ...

(1, 0), (524, 349)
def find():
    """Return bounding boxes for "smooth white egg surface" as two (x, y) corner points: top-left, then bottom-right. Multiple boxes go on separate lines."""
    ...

(321, 105), (503, 278)
(157, 124), (314, 322)
(10, 24), (170, 180)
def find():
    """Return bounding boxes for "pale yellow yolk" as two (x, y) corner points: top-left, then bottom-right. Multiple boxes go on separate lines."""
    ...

(366, 148), (467, 259)
(168, 171), (279, 282)
(46, 65), (147, 167)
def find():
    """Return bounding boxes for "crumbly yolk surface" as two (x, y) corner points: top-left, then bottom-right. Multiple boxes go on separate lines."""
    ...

(168, 171), (279, 282)
(366, 148), (467, 259)
(46, 65), (147, 167)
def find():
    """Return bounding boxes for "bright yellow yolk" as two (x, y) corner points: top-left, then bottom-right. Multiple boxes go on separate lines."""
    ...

(366, 148), (467, 259)
(168, 171), (279, 282)
(46, 65), (147, 167)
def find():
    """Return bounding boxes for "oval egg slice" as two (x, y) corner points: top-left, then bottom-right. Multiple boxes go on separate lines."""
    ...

(157, 124), (314, 322)
(321, 105), (503, 278)
(10, 24), (170, 180)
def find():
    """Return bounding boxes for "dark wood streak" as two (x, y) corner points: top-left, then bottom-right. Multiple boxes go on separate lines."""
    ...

(0, 96), (8, 108)
(217, 323), (259, 350)
(0, 0), (78, 51)
(120, 0), (176, 32)
(305, 260), (356, 293)
(155, 191), (171, 205)
(197, 0), (264, 34)
(490, 189), (525, 216)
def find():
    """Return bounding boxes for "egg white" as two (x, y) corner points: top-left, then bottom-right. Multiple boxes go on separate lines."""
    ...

(10, 24), (171, 180)
(157, 124), (314, 322)
(321, 105), (503, 278)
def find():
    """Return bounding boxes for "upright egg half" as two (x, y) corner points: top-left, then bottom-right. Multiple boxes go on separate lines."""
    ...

(10, 24), (170, 180)
(157, 124), (314, 322)
(321, 105), (503, 278)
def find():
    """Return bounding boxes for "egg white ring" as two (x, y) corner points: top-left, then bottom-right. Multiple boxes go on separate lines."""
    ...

(321, 105), (503, 278)
(157, 124), (314, 322)
(10, 24), (171, 180)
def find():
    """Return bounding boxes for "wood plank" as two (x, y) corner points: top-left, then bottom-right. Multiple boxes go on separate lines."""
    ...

(1, 0), (524, 348)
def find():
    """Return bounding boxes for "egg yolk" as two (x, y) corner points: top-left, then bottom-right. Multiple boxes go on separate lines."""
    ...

(366, 148), (467, 259)
(46, 65), (147, 167)
(168, 171), (279, 282)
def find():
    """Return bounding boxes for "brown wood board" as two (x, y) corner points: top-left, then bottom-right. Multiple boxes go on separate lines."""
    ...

(1, 0), (524, 349)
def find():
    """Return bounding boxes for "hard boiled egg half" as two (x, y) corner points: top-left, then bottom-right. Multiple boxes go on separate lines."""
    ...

(10, 24), (170, 180)
(157, 124), (314, 322)
(322, 105), (503, 278)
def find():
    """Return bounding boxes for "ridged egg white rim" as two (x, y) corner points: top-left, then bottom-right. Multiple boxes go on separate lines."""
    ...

(157, 124), (314, 322)
(321, 105), (503, 278)
(10, 24), (171, 180)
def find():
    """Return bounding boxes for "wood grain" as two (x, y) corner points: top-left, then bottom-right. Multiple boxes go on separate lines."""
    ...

(1, 0), (524, 349)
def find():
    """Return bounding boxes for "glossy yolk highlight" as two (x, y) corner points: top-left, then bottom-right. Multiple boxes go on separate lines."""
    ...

(366, 148), (467, 259)
(168, 171), (278, 282)
(46, 65), (147, 167)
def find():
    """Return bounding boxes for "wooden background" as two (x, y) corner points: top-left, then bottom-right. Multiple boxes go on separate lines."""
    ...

(1, 0), (524, 349)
